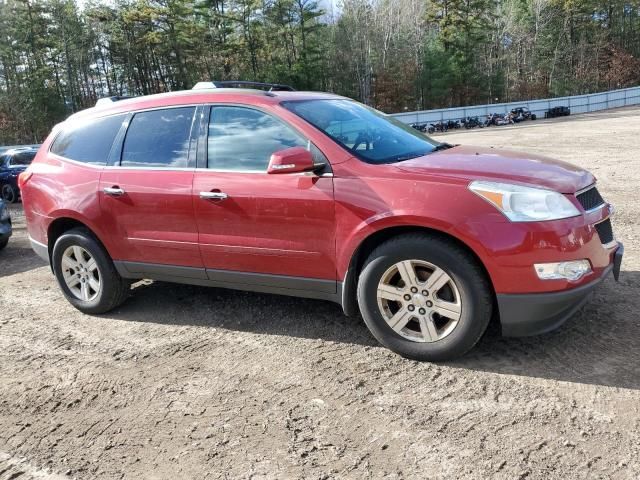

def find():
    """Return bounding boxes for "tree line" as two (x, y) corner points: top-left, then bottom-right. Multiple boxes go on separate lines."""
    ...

(1, 0), (639, 144)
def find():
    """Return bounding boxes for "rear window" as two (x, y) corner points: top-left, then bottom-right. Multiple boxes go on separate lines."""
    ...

(9, 151), (36, 166)
(121, 107), (195, 168)
(51, 114), (126, 165)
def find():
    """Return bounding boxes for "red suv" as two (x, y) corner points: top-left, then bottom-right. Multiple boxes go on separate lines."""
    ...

(20, 82), (623, 361)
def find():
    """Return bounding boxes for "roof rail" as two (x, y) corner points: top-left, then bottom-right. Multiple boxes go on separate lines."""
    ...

(192, 81), (296, 92)
(95, 96), (137, 107)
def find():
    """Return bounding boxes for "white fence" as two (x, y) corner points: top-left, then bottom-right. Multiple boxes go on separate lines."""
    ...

(390, 86), (640, 125)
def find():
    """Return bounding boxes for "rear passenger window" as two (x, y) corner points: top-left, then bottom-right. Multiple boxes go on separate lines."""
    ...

(121, 107), (195, 168)
(51, 114), (125, 165)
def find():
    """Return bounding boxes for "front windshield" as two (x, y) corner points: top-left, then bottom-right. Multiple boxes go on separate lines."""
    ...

(282, 99), (439, 164)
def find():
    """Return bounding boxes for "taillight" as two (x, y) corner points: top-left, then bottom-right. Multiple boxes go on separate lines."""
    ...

(18, 171), (33, 189)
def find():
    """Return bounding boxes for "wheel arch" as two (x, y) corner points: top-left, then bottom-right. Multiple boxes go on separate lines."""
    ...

(47, 216), (110, 266)
(340, 225), (496, 317)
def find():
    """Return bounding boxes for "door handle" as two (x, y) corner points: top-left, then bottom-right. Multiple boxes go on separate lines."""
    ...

(103, 186), (125, 196)
(200, 191), (228, 201)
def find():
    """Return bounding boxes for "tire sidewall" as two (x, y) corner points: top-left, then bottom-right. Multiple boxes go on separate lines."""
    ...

(2, 184), (17, 204)
(52, 231), (109, 312)
(357, 238), (491, 361)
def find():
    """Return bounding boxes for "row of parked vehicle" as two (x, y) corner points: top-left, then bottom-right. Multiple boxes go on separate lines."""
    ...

(0, 146), (39, 203)
(410, 105), (570, 133)
(0, 147), (40, 251)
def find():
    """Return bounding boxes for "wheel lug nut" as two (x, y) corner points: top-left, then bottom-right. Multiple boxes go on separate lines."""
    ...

(408, 305), (415, 312)
(419, 308), (426, 315)
(422, 290), (428, 296)
(410, 287), (418, 293)
(404, 294), (411, 301)
(426, 301), (433, 308)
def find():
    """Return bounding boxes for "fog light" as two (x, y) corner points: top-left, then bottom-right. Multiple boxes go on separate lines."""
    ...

(534, 260), (592, 281)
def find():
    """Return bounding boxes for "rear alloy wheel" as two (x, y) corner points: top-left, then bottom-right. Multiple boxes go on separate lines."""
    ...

(52, 228), (131, 314)
(61, 245), (102, 302)
(357, 234), (493, 361)
(1, 184), (18, 204)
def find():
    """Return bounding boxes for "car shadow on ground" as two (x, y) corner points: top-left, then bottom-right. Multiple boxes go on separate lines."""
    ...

(454, 273), (640, 390)
(0, 244), (47, 277)
(107, 270), (640, 391)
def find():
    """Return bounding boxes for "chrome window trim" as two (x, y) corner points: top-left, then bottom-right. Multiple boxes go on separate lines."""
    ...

(47, 158), (334, 176)
(49, 153), (104, 169)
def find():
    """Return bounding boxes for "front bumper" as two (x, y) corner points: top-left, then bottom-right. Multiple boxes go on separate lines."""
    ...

(0, 220), (11, 242)
(498, 243), (623, 337)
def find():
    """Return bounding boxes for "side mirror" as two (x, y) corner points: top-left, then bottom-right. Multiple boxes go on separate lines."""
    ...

(267, 147), (316, 174)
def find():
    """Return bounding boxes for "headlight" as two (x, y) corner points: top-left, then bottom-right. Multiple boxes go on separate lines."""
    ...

(0, 205), (9, 221)
(469, 180), (580, 222)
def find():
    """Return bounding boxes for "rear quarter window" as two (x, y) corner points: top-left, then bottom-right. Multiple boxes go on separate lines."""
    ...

(50, 114), (126, 165)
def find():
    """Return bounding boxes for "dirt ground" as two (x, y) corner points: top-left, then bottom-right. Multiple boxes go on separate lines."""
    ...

(1, 107), (639, 480)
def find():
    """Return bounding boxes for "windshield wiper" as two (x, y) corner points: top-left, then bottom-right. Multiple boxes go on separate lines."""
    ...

(433, 142), (454, 151)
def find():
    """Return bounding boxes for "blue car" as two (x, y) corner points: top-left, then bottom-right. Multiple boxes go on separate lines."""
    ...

(0, 199), (10, 250)
(0, 147), (38, 203)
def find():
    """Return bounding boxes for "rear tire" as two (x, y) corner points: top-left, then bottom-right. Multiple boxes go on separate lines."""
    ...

(357, 234), (493, 361)
(52, 228), (131, 314)
(0, 238), (8, 250)
(1, 184), (18, 204)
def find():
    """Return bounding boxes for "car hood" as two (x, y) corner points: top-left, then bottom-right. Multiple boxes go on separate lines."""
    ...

(395, 145), (594, 193)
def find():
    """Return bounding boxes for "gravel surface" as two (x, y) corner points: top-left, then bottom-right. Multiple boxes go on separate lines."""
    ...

(1, 106), (639, 479)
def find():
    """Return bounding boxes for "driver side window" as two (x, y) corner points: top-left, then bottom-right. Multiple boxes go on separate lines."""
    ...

(208, 106), (312, 172)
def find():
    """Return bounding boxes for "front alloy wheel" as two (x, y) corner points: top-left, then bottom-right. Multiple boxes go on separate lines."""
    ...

(357, 234), (493, 361)
(377, 260), (462, 343)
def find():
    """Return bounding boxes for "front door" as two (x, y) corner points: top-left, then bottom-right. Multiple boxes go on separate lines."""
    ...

(193, 105), (336, 291)
(99, 106), (203, 269)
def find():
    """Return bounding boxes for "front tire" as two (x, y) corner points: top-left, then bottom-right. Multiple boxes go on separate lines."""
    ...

(357, 234), (493, 361)
(52, 228), (131, 314)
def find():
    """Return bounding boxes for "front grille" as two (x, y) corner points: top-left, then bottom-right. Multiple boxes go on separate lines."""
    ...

(595, 219), (614, 245)
(576, 185), (605, 211)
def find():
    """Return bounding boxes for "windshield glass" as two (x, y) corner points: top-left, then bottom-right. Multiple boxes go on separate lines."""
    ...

(282, 99), (438, 164)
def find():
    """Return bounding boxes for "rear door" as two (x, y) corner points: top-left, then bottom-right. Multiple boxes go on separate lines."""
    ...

(193, 104), (336, 289)
(99, 106), (203, 269)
